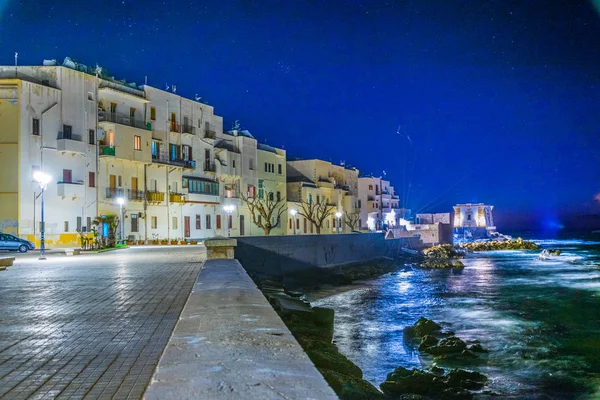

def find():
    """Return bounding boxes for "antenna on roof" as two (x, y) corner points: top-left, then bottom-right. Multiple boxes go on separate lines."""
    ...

(340, 160), (345, 166)
(144, 76), (148, 85)
(94, 64), (102, 77)
(14, 52), (18, 77)
(172, 85), (176, 93)
(195, 94), (201, 102)
(383, 170), (387, 177)
(233, 120), (240, 130)
(165, 83), (170, 91)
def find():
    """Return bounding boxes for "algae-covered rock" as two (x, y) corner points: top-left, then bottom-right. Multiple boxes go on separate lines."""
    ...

(445, 369), (487, 390)
(404, 317), (442, 338)
(418, 335), (439, 351)
(419, 259), (465, 269)
(458, 238), (540, 252)
(380, 368), (446, 397)
(423, 244), (465, 259)
(468, 343), (488, 353)
(424, 336), (468, 356)
(548, 249), (562, 256)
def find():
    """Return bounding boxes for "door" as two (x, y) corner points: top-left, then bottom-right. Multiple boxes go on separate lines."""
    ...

(4, 235), (20, 250)
(63, 169), (72, 183)
(184, 216), (190, 238)
(240, 215), (245, 236)
(109, 175), (117, 197)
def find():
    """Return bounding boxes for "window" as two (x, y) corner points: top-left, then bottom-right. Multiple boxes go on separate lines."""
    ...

(89, 172), (95, 188)
(184, 116), (189, 129)
(358, 199), (361, 208)
(309, 194), (313, 203)
(151, 106), (156, 121)
(277, 216), (281, 228)
(232, 159), (236, 168)
(196, 214), (201, 229)
(278, 164), (282, 174)
(170, 144), (179, 161)
(32, 118), (40, 135)
(110, 103), (117, 113)
(276, 191), (281, 202)
(172, 216), (178, 230)
(296, 219), (300, 229)
(198, 118), (202, 128)
(369, 185), (373, 190)
(249, 158), (254, 170)
(152, 141), (159, 157)
(87, 217), (92, 232)
(131, 214), (139, 232)
(216, 215), (221, 229)
(206, 214), (211, 229)
(258, 180), (264, 199)
(303, 218), (307, 233)
(151, 216), (157, 229)
(64, 221), (69, 232)
(63, 125), (72, 139)
(118, 175), (122, 187)
(89, 129), (95, 145)
(317, 195), (320, 204)
(134, 135), (141, 151)
(333, 218), (336, 228)
(467, 215), (472, 221)
(77, 217), (82, 232)
(269, 192), (274, 201)
(87, 92), (94, 101)
(248, 185), (256, 198)
(289, 218), (292, 229)
(265, 163), (268, 172)
(130, 107), (136, 120)
(62, 169), (72, 183)
(228, 215), (233, 229)
(258, 214), (262, 225)
(182, 145), (191, 160)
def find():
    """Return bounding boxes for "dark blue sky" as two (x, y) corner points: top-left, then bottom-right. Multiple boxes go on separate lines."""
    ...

(2, 0), (599, 229)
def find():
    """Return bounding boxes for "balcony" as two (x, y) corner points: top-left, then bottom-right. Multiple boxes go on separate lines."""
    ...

(204, 130), (216, 139)
(99, 111), (149, 130)
(100, 145), (115, 156)
(57, 181), (85, 198)
(57, 133), (86, 155)
(204, 161), (216, 172)
(169, 192), (186, 203)
(105, 188), (144, 201)
(146, 191), (165, 203)
(182, 125), (195, 135)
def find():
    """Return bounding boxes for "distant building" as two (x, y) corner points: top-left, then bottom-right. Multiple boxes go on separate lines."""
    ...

(388, 212), (453, 246)
(453, 203), (495, 238)
(357, 176), (410, 231)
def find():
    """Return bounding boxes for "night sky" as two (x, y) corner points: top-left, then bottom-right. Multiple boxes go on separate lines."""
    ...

(1, 0), (600, 231)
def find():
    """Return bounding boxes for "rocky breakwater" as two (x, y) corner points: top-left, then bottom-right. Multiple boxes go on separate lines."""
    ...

(380, 318), (491, 399)
(260, 281), (384, 400)
(457, 237), (540, 252)
(419, 244), (466, 269)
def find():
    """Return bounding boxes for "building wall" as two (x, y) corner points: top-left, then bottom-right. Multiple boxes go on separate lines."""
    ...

(0, 81), (20, 235)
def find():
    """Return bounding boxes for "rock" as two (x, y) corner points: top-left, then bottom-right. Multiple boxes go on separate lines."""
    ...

(548, 249), (562, 256)
(380, 369), (446, 397)
(468, 343), (488, 353)
(457, 238), (540, 252)
(423, 244), (465, 259)
(404, 317), (442, 338)
(419, 259), (464, 269)
(423, 336), (467, 356)
(445, 369), (487, 390)
(418, 335), (439, 351)
(441, 388), (474, 400)
(429, 365), (445, 376)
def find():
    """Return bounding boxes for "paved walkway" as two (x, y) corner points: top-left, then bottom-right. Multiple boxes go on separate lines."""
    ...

(0, 246), (205, 400)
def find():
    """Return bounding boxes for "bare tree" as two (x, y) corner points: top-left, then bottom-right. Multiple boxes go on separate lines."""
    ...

(241, 192), (287, 235)
(343, 212), (360, 232)
(297, 198), (335, 234)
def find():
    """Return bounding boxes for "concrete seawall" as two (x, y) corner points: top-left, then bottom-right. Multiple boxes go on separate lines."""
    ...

(235, 233), (422, 277)
(144, 257), (337, 400)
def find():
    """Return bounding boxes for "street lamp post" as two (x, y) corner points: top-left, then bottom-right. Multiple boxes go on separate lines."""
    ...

(335, 211), (342, 234)
(117, 197), (125, 243)
(223, 205), (235, 237)
(33, 171), (52, 260)
(290, 209), (297, 235)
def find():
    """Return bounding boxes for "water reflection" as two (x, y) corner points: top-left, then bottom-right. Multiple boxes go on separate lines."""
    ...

(313, 241), (600, 399)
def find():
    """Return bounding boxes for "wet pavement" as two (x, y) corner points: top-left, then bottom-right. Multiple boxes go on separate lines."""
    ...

(0, 246), (205, 399)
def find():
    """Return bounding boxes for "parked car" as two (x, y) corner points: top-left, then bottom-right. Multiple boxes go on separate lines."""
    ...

(0, 233), (35, 253)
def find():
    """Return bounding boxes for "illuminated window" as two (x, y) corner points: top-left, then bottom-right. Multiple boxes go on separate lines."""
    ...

(151, 216), (157, 229)
(150, 106), (156, 121)
(196, 214), (201, 229)
(134, 135), (141, 151)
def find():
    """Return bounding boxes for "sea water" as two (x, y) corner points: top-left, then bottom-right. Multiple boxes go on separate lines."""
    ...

(312, 239), (600, 399)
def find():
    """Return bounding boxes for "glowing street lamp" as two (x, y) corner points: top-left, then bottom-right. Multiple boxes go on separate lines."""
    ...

(290, 209), (298, 235)
(335, 211), (342, 234)
(33, 171), (52, 260)
(116, 197), (125, 243)
(223, 205), (235, 237)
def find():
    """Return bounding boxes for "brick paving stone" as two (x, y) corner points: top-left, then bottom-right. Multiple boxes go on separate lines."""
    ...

(0, 246), (205, 400)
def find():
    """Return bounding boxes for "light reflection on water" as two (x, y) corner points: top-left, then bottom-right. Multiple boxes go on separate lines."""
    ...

(312, 241), (600, 399)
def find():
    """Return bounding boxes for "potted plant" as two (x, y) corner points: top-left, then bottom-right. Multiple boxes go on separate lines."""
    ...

(189, 240), (198, 245)
(160, 238), (169, 245)
(170, 238), (178, 245)
(151, 234), (159, 245)
(137, 240), (145, 245)
(180, 239), (188, 245)
(126, 239), (134, 246)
